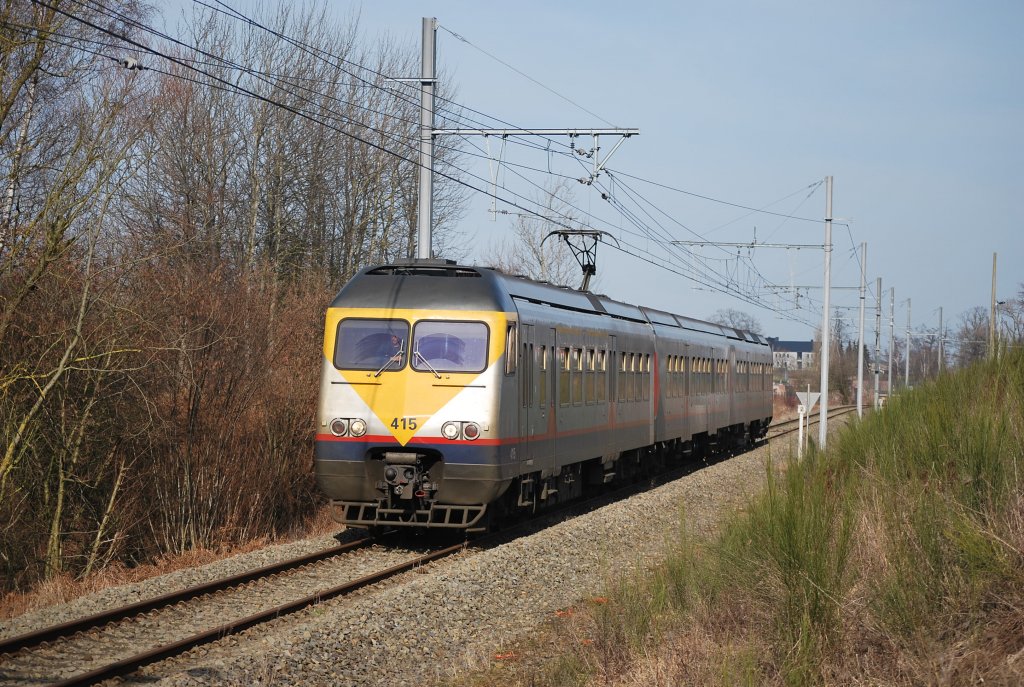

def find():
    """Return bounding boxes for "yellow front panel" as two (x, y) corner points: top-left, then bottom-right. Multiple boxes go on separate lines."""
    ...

(323, 307), (512, 445)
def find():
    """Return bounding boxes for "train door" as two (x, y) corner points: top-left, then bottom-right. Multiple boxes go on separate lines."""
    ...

(553, 328), (565, 466)
(518, 324), (534, 468)
(728, 346), (737, 427)
(529, 328), (555, 474)
(682, 343), (691, 441)
(607, 335), (617, 425)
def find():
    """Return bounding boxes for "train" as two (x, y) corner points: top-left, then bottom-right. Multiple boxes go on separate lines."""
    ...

(314, 258), (773, 531)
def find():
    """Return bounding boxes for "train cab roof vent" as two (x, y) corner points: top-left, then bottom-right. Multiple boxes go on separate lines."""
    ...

(366, 259), (481, 278)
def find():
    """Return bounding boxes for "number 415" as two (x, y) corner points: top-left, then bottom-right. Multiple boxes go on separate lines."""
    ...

(390, 416), (418, 430)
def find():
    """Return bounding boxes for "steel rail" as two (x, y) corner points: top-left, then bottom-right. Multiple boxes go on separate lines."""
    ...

(47, 540), (467, 687)
(768, 405), (857, 439)
(0, 537), (372, 656)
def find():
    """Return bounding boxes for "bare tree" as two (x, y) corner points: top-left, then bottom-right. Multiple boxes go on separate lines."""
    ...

(708, 308), (763, 334)
(1, 0), (154, 583)
(954, 306), (988, 367)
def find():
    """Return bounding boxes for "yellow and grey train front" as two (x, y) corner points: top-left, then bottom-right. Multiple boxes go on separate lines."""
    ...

(315, 260), (519, 530)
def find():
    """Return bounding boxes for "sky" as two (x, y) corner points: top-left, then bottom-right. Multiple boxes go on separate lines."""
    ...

(165, 1), (1024, 342)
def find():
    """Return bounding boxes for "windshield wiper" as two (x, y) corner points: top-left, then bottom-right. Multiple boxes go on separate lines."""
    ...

(374, 347), (404, 377)
(415, 349), (442, 379)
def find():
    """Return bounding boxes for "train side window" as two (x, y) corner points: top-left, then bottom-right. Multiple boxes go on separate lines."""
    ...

(679, 355), (684, 396)
(559, 347), (570, 406)
(674, 355), (680, 398)
(666, 355), (673, 398)
(684, 356), (689, 397)
(675, 355), (681, 398)
(643, 354), (651, 401)
(630, 352), (637, 402)
(597, 350), (607, 402)
(571, 347), (583, 405)
(521, 343), (530, 408)
(504, 323), (517, 375)
(585, 348), (596, 404)
(616, 352), (625, 402)
(539, 346), (548, 409)
(629, 353), (638, 402)
(608, 350), (616, 402)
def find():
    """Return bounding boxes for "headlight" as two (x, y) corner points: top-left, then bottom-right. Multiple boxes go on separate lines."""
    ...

(441, 421), (460, 440)
(349, 418), (367, 437)
(330, 418), (348, 436)
(463, 422), (481, 440)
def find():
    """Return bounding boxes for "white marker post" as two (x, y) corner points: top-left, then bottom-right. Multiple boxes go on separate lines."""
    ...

(797, 404), (806, 459)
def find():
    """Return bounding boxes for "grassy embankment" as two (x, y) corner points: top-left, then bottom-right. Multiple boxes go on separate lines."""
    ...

(457, 351), (1024, 686)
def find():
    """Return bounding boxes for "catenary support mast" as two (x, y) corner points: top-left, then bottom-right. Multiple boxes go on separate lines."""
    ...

(413, 18), (637, 263)
(874, 278), (882, 409)
(888, 286), (894, 397)
(905, 299), (911, 387)
(856, 242), (866, 418)
(417, 17), (437, 259)
(818, 176), (833, 448)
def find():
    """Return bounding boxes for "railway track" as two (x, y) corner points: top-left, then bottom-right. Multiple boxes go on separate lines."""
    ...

(767, 404), (858, 439)
(1, 409), (857, 686)
(0, 537), (468, 686)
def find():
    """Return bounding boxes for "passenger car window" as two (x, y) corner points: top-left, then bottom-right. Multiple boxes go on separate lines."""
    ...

(334, 318), (409, 370)
(412, 321), (489, 374)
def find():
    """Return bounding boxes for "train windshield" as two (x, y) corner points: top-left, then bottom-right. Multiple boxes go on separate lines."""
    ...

(411, 321), (489, 374)
(333, 318), (409, 370)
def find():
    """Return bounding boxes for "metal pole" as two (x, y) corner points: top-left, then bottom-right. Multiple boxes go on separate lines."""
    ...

(857, 242), (866, 418)
(938, 307), (944, 374)
(905, 299), (911, 388)
(416, 17), (437, 260)
(874, 278), (882, 409)
(818, 176), (832, 448)
(888, 286), (894, 400)
(990, 252), (997, 359)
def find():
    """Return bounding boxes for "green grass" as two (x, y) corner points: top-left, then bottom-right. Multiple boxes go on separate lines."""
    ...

(451, 350), (1024, 686)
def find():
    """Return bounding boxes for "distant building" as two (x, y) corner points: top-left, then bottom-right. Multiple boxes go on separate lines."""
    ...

(766, 338), (815, 372)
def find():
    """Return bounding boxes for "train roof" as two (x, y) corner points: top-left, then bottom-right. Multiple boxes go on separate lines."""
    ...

(332, 259), (768, 348)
